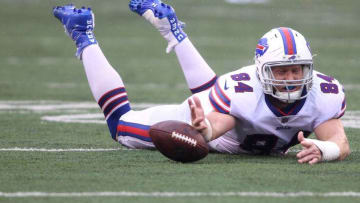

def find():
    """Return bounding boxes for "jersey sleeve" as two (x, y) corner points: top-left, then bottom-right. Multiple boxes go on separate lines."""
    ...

(208, 66), (260, 115)
(313, 73), (346, 128)
(208, 75), (232, 114)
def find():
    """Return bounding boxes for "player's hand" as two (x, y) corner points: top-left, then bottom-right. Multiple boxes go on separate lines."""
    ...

(188, 96), (208, 133)
(296, 131), (322, 165)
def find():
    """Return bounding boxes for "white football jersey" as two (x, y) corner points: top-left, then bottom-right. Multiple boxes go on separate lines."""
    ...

(195, 65), (346, 154)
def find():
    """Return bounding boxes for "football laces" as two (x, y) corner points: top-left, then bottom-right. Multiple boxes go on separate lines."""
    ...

(171, 131), (197, 147)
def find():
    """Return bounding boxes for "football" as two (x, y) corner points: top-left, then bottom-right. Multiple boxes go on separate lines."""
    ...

(149, 120), (209, 163)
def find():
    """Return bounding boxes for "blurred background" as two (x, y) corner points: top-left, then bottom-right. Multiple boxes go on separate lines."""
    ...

(1, 0), (359, 106)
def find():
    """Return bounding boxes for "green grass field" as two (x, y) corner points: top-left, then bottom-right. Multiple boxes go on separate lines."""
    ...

(1, 0), (360, 202)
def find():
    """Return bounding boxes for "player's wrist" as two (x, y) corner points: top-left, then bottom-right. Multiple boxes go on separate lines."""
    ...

(202, 118), (213, 142)
(305, 138), (340, 161)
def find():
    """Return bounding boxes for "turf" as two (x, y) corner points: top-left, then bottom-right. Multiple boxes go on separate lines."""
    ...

(0, 0), (360, 202)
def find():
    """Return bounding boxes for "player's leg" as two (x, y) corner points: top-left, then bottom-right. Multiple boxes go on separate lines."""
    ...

(174, 39), (218, 94)
(83, 46), (191, 149)
(82, 45), (131, 140)
(53, 5), (131, 141)
(129, 0), (217, 94)
(117, 102), (191, 149)
(53, 5), (193, 149)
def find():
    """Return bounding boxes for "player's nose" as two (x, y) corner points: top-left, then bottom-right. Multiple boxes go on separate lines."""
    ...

(285, 71), (296, 80)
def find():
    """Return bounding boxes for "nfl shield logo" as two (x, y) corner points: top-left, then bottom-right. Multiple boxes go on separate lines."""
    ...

(255, 38), (269, 58)
(281, 117), (289, 123)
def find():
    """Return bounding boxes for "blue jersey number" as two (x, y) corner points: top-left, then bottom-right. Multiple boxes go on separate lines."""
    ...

(317, 74), (339, 94)
(240, 131), (311, 154)
(230, 73), (253, 93)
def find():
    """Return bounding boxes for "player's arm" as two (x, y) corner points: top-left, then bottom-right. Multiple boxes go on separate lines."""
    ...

(297, 119), (350, 164)
(314, 119), (350, 160)
(188, 96), (236, 141)
(205, 111), (236, 141)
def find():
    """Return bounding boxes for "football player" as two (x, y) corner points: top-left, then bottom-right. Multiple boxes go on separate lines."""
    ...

(53, 0), (350, 165)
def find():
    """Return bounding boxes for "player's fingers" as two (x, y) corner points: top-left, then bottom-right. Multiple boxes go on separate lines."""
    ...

(193, 117), (204, 126)
(193, 116), (204, 123)
(188, 99), (194, 113)
(192, 97), (205, 119)
(297, 131), (304, 142)
(296, 149), (310, 159)
(188, 98), (196, 112)
(188, 98), (193, 107)
(188, 99), (197, 120)
(193, 121), (207, 131)
(296, 145), (316, 159)
(309, 157), (320, 165)
(298, 154), (319, 164)
(197, 124), (207, 131)
(297, 145), (321, 160)
(193, 96), (203, 109)
(303, 155), (320, 164)
(300, 140), (313, 149)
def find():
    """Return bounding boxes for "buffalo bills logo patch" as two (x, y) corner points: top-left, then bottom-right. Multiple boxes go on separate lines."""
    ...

(255, 38), (269, 58)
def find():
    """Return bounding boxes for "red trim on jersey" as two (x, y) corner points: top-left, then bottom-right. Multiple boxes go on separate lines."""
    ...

(214, 83), (231, 108)
(275, 103), (299, 116)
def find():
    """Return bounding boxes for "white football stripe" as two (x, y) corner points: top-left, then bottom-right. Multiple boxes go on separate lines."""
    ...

(0, 191), (359, 198)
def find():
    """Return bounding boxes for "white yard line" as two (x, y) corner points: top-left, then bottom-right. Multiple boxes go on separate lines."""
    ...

(0, 191), (359, 198)
(0, 101), (173, 111)
(41, 113), (105, 124)
(1, 100), (360, 128)
(0, 147), (134, 152)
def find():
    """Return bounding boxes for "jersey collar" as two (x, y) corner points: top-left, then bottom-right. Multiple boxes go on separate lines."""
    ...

(264, 89), (307, 117)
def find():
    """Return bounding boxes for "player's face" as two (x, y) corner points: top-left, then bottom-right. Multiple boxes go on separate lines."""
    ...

(271, 65), (303, 92)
